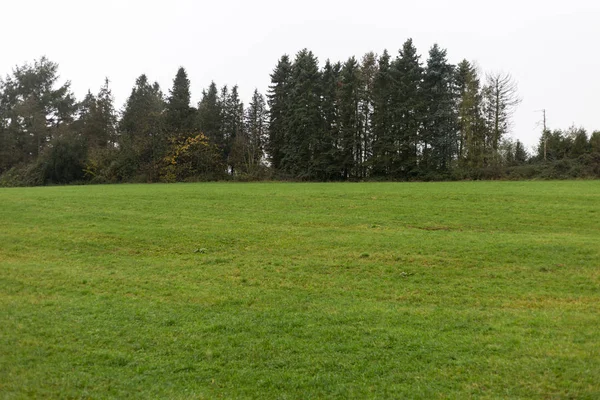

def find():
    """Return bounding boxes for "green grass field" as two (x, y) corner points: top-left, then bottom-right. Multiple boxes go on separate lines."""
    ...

(1, 181), (599, 399)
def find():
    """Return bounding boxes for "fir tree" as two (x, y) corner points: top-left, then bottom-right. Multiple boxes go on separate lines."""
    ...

(421, 44), (457, 174)
(197, 82), (223, 149)
(120, 74), (166, 180)
(456, 60), (486, 169)
(316, 60), (341, 180)
(267, 55), (292, 173)
(166, 67), (193, 135)
(390, 39), (423, 179)
(371, 50), (393, 177)
(359, 53), (377, 178)
(338, 57), (362, 179)
(284, 49), (322, 178)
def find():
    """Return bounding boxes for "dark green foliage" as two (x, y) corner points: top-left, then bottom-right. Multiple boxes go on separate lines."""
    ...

(221, 85), (244, 174)
(314, 60), (341, 180)
(231, 89), (268, 177)
(0, 57), (77, 172)
(2, 48), (600, 186)
(267, 55), (292, 173)
(337, 57), (362, 179)
(196, 82), (223, 149)
(119, 74), (166, 181)
(165, 67), (194, 135)
(358, 53), (377, 179)
(514, 140), (528, 164)
(456, 60), (486, 170)
(389, 39), (423, 179)
(40, 130), (87, 184)
(370, 50), (393, 177)
(590, 131), (600, 154)
(283, 49), (322, 178)
(421, 44), (457, 175)
(75, 78), (118, 150)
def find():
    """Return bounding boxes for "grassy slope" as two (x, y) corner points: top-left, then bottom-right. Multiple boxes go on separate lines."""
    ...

(0, 182), (599, 399)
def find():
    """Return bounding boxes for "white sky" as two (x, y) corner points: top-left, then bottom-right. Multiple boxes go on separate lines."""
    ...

(2, 0), (599, 149)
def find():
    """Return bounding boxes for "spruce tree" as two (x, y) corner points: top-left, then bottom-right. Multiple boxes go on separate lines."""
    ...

(359, 52), (377, 178)
(234, 89), (268, 175)
(514, 140), (528, 164)
(197, 82), (223, 149)
(76, 78), (117, 150)
(221, 85), (244, 174)
(267, 55), (292, 173)
(166, 67), (193, 135)
(371, 50), (393, 177)
(285, 49), (322, 178)
(390, 39), (423, 179)
(317, 60), (341, 180)
(422, 44), (457, 174)
(120, 74), (166, 180)
(0, 57), (76, 167)
(456, 60), (486, 169)
(338, 57), (362, 180)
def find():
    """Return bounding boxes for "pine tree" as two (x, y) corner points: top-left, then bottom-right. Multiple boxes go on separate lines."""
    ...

(456, 60), (485, 169)
(316, 59), (341, 180)
(338, 57), (362, 180)
(232, 89), (268, 175)
(514, 140), (528, 164)
(120, 74), (166, 180)
(285, 49), (322, 178)
(165, 67), (193, 135)
(76, 78), (118, 149)
(221, 85), (244, 174)
(390, 39), (423, 179)
(590, 131), (600, 154)
(359, 52), (377, 178)
(0, 57), (76, 168)
(267, 55), (292, 173)
(371, 50), (393, 177)
(421, 44), (457, 174)
(197, 82), (223, 149)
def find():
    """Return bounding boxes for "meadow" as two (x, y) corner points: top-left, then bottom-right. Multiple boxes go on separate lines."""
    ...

(1, 181), (599, 399)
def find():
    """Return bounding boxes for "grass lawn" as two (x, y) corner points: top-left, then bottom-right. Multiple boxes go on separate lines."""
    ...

(1, 181), (599, 399)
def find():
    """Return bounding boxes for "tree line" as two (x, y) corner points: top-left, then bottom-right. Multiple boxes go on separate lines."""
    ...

(1, 41), (599, 186)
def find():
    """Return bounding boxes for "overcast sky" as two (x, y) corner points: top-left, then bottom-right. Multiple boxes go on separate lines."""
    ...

(1, 0), (599, 149)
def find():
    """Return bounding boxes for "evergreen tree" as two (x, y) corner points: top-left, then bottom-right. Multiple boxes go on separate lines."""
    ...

(590, 131), (600, 154)
(221, 85), (244, 174)
(267, 55), (292, 172)
(389, 39), (423, 179)
(421, 44), (457, 174)
(514, 139), (528, 164)
(569, 127), (589, 158)
(456, 60), (486, 169)
(284, 49), (322, 178)
(197, 82), (223, 148)
(371, 50), (393, 177)
(232, 89), (268, 175)
(165, 67), (194, 135)
(359, 52), (377, 178)
(338, 57), (362, 179)
(0, 57), (76, 169)
(76, 78), (117, 149)
(120, 74), (166, 180)
(316, 60), (341, 180)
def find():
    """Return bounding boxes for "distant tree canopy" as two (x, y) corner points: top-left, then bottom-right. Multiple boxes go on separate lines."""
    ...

(1, 45), (599, 186)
